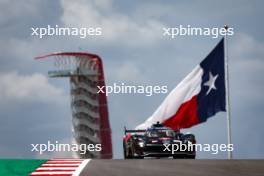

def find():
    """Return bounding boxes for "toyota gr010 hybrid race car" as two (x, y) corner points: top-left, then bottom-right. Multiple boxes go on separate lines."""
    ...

(123, 122), (196, 159)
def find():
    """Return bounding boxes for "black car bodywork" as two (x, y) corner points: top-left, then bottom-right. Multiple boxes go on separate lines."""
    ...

(123, 123), (196, 159)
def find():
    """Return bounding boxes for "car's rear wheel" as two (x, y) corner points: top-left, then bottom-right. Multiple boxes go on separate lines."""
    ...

(173, 155), (185, 159)
(124, 149), (129, 159)
(125, 148), (133, 159)
(123, 147), (133, 159)
(123, 143), (129, 159)
(129, 146), (144, 159)
(135, 156), (144, 159)
(185, 155), (195, 159)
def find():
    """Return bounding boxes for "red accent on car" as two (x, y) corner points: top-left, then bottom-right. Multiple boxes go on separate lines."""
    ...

(159, 138), (171, 141)
(124, 133), (132, 143)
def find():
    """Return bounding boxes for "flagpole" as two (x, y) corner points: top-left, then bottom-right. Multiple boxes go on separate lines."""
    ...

(224, 25), (232, 159)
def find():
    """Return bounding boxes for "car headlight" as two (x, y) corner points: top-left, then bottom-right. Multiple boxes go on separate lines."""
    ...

(138, 142), (145, 147)
(173, 140), (181, 143)
(162, 140), (170, 144)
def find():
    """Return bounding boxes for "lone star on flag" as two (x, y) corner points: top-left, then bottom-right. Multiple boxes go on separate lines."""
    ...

(204, 72), (218, 95)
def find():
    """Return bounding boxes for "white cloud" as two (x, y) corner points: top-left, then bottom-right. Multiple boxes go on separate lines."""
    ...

(0, 0), (40, 25)
(0, 72), (66, 104)
(60, 0), (165, 46)
(229, 32), (264, 77)
(108, 61), (148, 84)
(0, 38), (40, 62)
(229, 32), (264, 103)
(93, 0), (113, 10)
(231, 32), (264, 60)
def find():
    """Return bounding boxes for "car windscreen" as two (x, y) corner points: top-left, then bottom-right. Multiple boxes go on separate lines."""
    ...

(147, 130), (175, 137)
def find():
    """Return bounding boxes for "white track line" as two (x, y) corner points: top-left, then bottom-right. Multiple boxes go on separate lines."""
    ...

(50, 159), (83, 161)
(31, 171), (74, 175)
(72, 159), (91, 176)
(36, 167), (77, 170)
(31, 159), (90, 176)
(42, 163), (80, 166)
(47, 161), (82, 163)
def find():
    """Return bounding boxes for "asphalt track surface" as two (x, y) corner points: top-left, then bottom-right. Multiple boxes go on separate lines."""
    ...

(80, 160), (264, 176)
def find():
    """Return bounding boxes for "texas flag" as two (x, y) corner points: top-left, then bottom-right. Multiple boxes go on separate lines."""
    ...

(136, 38), (226, 130)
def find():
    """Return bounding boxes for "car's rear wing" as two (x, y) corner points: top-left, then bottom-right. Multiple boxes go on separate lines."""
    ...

(124, 127), (145, 135)
(124, 126), (180, 135)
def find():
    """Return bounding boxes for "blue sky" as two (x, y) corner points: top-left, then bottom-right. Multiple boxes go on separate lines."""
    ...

(0, 0), (263, 159)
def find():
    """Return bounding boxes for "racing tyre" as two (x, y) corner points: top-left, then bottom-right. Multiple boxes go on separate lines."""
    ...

(124, 149), (129, 159)
(185, 155), (195, 159)
(173, 155), (185, 159)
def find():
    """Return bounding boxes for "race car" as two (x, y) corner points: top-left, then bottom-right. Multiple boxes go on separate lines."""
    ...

(123, 122), (196, 159)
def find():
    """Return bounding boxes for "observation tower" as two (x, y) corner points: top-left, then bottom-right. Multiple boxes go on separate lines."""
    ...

(35, 52), (112, 159)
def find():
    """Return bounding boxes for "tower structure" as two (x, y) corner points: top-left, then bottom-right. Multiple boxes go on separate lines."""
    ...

(36, 52), (112, 159)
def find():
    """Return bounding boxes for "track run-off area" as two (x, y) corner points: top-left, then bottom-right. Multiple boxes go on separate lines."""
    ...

(0, 159), (263, 176)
